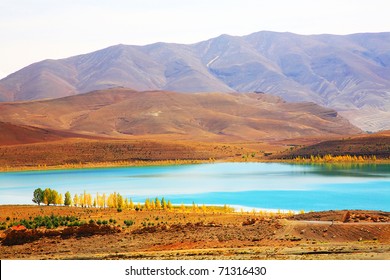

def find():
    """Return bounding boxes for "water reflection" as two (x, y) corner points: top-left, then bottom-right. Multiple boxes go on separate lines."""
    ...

(0, 163), (389, 211)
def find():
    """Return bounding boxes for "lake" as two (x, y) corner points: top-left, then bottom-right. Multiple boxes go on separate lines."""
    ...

(0, 162), (389, 211)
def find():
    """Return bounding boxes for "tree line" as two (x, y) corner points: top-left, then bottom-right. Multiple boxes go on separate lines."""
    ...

(32, 188), (174, 210)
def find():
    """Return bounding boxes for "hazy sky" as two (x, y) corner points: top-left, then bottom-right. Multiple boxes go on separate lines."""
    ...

(1, 0), (389, 78)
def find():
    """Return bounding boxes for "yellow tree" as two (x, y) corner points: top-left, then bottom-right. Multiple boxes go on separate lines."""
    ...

(155, 197), (161, 210)
(83, 190), (87, 207)
(86, 193), (92, 208)
(107, 193), (113, 208)
(129, 198), (134, 210)
(161, 197), (167, 210)
(144, 198), (151, 210)
(96, 192), (104, 208)
(102, 193), (106, 208)
(124, 198), (129, 209)
(117, 193), (124, 209)
(192, 202), (197, 213)
(107, 192), (117, 208)
(79, 193), (85, 207)
(43, 188), (56, 206)
(55, 193), (63, 205)
(73, 194), (79, 207)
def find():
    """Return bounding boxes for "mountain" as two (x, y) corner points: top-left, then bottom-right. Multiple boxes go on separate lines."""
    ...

(0, 88), (361, 141)
(1, 31), (389, 131)
(275, 130), (390, 160)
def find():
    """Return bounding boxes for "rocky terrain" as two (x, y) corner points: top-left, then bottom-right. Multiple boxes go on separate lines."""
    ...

(1, 31), (389, 131)
(1, 206), (389, 260)
(0, 88), (361, 142)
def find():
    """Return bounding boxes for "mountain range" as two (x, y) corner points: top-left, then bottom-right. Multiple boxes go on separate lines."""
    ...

(0, 88), (361, 142)
(1, 31), (389, 131)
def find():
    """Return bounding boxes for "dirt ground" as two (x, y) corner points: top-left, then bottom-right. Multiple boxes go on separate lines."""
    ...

(0, 205), (389, 260)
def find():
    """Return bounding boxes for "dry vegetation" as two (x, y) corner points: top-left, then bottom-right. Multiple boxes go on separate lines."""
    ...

(276, 132), (390, 160)
(0, 205), (389, 260)
(0, 137), (286, 171)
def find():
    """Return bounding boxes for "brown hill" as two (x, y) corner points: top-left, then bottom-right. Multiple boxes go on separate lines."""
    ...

(1, 32), (390, 131)
(0, 88), (361, 142)
(0, 121), (91, 146)
(275, 131), (390, 159)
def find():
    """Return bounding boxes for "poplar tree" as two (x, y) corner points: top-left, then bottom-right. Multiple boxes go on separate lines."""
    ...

(73, 194), (79, 207)
(155, 197), (161, 209)
(55, 193), (63, 205)
(161, 197), (167, 210)
(64, 191), (72, 206)
(43, 188), (56, 205)
(129, 198), (134, 210)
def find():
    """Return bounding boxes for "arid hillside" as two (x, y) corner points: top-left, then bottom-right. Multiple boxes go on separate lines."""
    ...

(1, 31), (389, 131)
(0, 88), (361, 142)
(275, 131), (390, 159)
(0, 121), (100, 146)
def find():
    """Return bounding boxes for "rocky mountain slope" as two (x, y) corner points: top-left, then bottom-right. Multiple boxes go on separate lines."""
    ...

(1, 31), (389, 131)
(0, 88), (361, 141)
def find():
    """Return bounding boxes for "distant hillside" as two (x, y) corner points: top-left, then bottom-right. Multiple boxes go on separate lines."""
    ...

(0, 121), (90, 145)
(275, 131), (390, 159)
(1, 31), (389, 131)
(0, 88), (361, 142)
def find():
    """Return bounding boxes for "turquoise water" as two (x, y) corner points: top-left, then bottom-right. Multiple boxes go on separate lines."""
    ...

(0, 163), (389, 211)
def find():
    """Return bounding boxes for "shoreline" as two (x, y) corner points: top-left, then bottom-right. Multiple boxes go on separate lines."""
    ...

(1, 158), (390, 173)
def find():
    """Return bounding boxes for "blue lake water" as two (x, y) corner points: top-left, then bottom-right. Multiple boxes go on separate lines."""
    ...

(0, 162), (389, 211)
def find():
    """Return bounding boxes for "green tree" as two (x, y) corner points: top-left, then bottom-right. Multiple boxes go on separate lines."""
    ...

(32, 188), (44, 205)
(64, 191), (72, 206)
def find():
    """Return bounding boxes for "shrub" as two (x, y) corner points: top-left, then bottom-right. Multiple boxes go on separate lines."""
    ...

(124, 220), (134, 227)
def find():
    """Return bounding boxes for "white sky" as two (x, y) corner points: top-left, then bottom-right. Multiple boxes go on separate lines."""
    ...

(1, 0), (389, 78)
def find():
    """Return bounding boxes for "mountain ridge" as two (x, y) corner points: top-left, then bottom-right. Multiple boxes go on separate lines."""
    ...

(0, 88), (362, 142)
(1, 31), (390, 131)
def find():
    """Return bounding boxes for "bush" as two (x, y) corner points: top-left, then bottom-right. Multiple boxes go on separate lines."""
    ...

(124, 220), (134, 227)
(8, 214), (82, 229)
